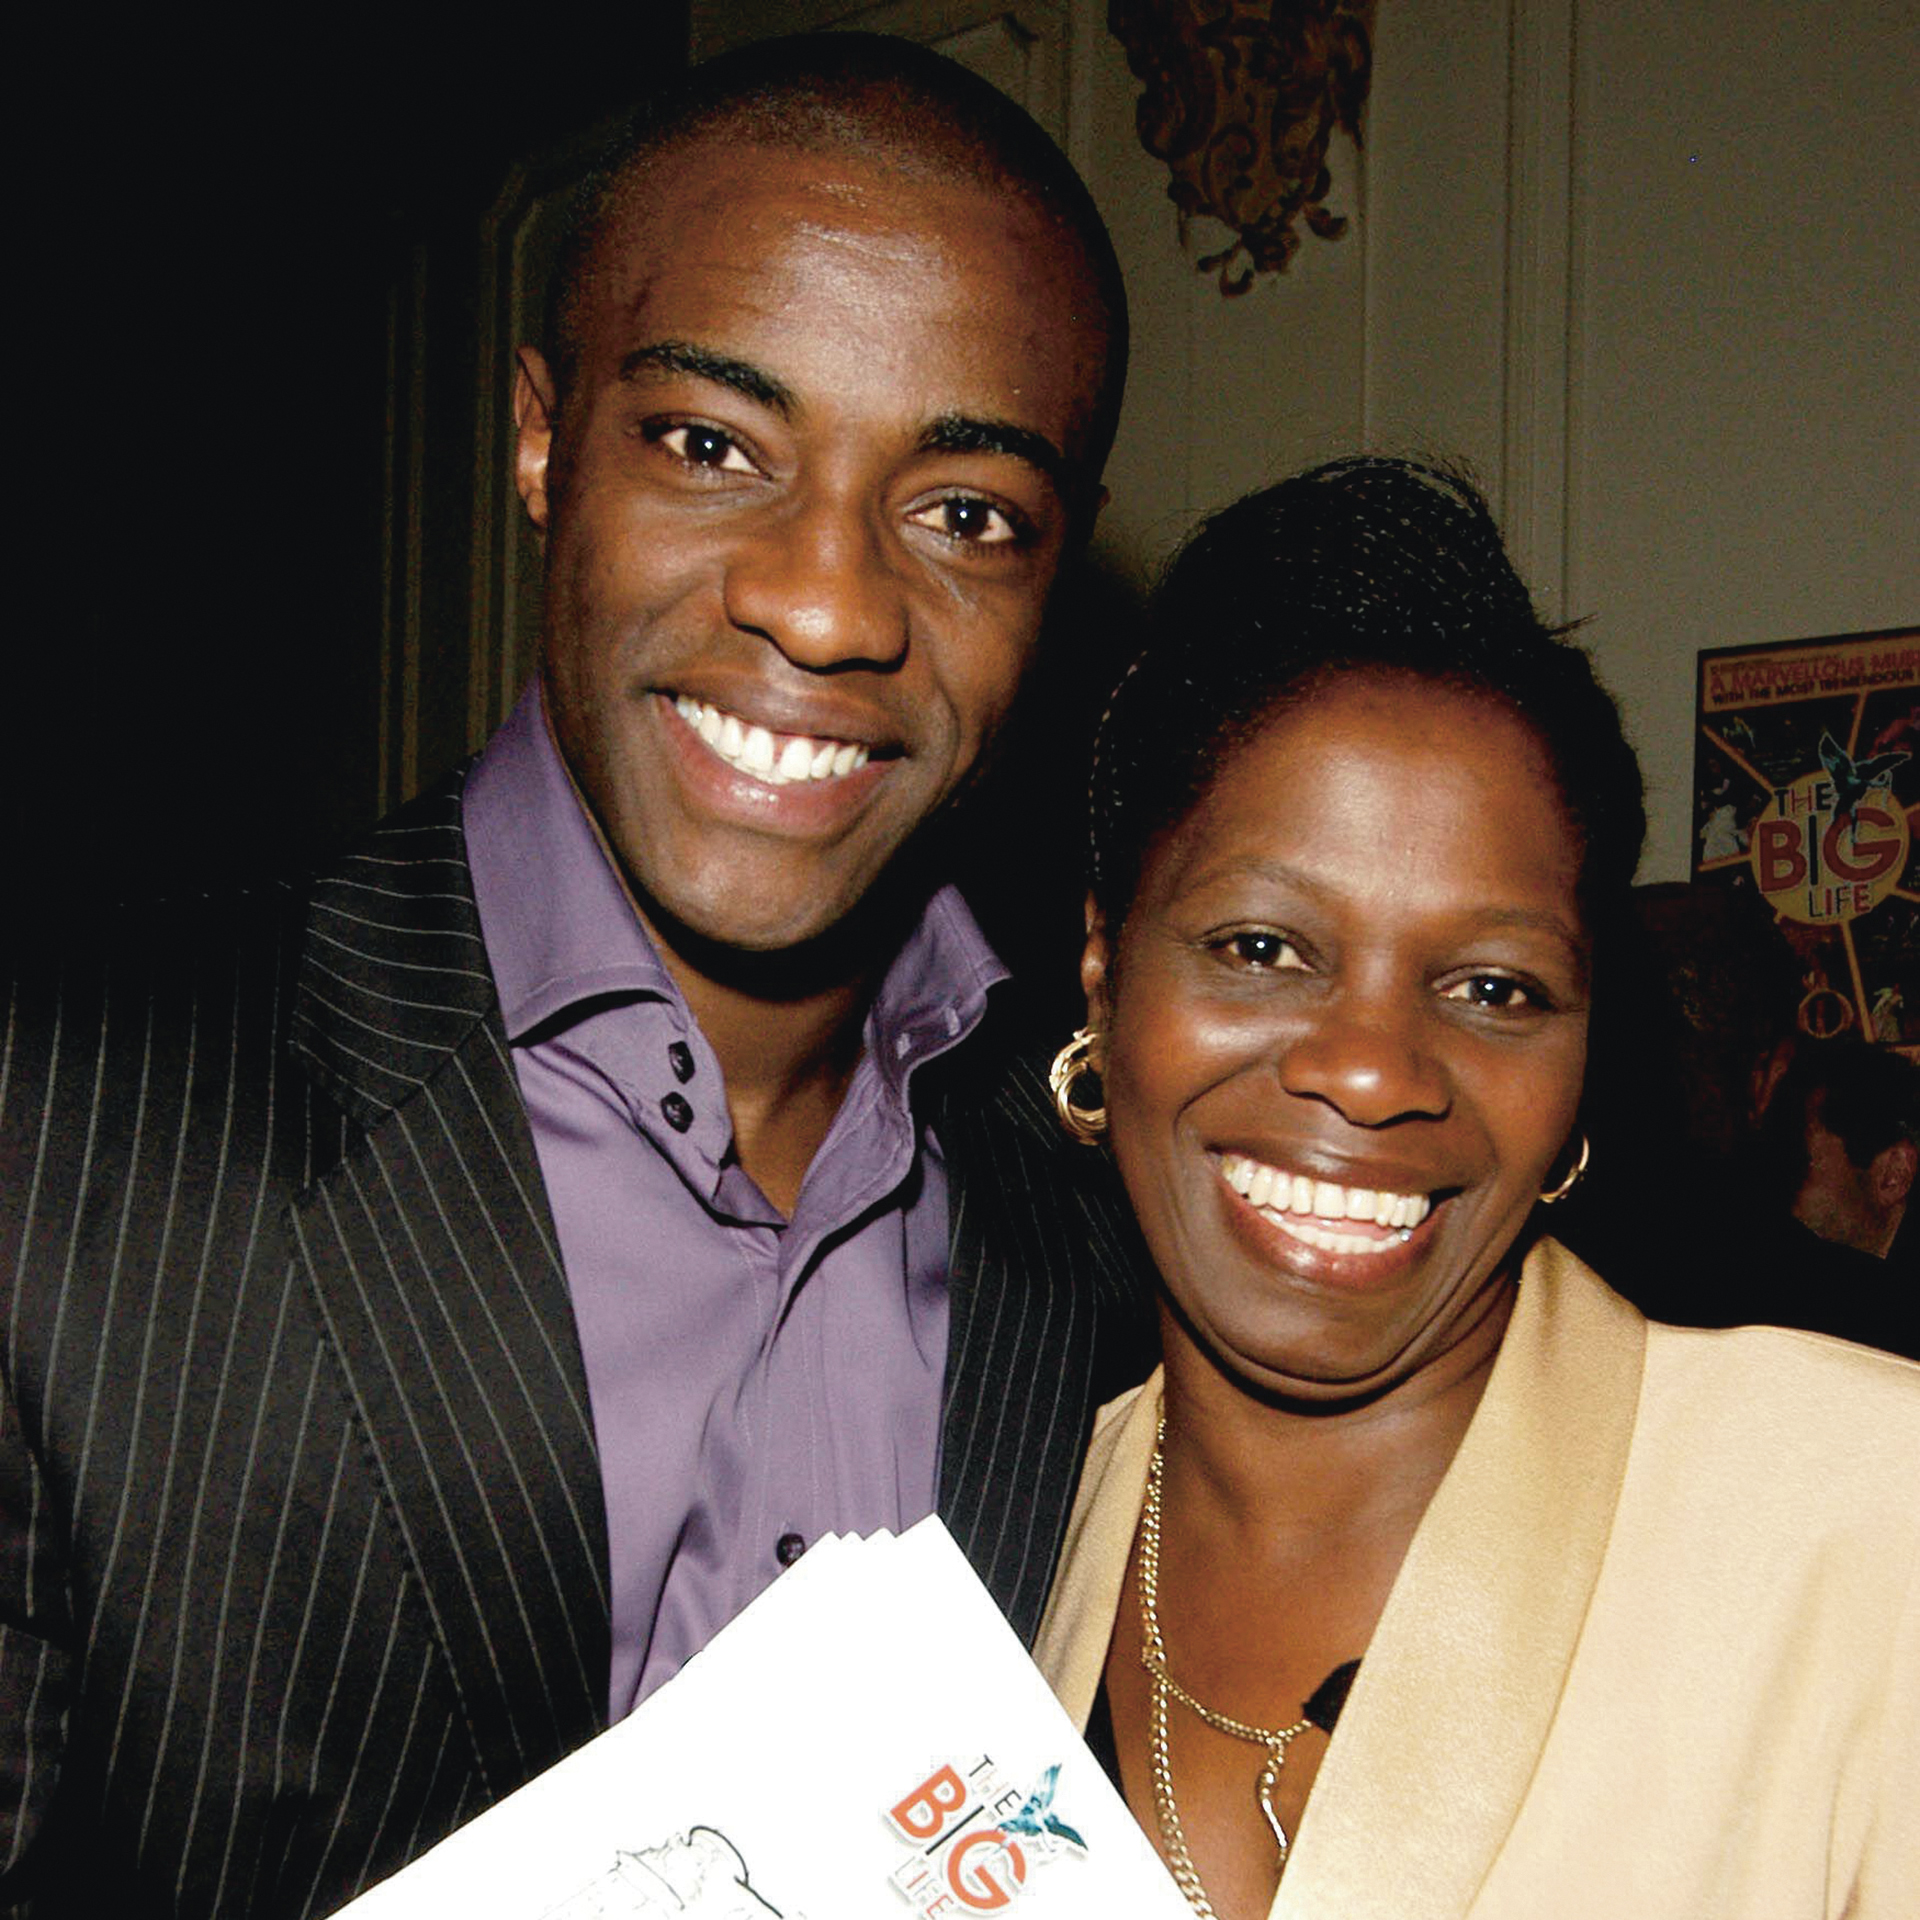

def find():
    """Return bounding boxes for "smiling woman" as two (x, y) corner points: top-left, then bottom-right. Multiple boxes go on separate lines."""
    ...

(1034, 459), (1920, 1920)
(1089, 674), (1590, 1404)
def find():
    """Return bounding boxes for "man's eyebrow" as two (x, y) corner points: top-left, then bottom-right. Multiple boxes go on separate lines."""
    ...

(617, 340), (796, 417)
(919, 414), (1071, 492)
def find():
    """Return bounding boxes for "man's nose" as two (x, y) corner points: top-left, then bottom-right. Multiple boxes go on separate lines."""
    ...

(1278, 990), (1450, 1129)
(723, 492), (909, 671)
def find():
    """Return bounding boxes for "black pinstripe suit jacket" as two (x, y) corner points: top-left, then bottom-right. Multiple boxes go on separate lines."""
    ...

(0, 780), (1157, 1918)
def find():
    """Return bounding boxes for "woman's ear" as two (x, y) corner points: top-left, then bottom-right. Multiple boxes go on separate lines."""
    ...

(1079, 895), (1112, 1045)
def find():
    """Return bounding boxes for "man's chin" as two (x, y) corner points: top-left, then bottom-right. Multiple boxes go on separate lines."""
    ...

(627, 857), (939, 1005)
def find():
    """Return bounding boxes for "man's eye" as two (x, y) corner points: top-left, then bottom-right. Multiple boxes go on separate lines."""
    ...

(1215, 930), (1307, 971)
(653, 423), (757, 473)
(1443, 974), (1543, 1012)
(907, 495), (1023, 545)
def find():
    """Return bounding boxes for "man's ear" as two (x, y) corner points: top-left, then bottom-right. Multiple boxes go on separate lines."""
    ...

(514, 347), (558, 534)
(1079, 895), (1112, 1052)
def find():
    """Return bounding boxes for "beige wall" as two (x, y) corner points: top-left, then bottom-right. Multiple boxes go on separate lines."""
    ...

(1564, 0), (1917, 878)
(694, 0), (1919, 879)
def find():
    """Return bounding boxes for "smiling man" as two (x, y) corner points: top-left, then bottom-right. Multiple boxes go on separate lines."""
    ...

(0, 35), (1152, 1917)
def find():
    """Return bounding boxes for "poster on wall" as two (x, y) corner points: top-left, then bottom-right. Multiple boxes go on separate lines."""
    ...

(1692, 626), (1920, 1061)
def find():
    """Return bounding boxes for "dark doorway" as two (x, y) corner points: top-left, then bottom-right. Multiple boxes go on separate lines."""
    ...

(14, 8), (690, 913)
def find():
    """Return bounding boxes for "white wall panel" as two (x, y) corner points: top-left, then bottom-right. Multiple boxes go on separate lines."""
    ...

(1363, 1), (1513, 494)
(1568, 0), (1919, 876)
(1076, 11), (1371, 583)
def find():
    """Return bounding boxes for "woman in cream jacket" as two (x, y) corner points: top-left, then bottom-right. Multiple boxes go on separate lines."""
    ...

(1035, 459), (1919, 1919)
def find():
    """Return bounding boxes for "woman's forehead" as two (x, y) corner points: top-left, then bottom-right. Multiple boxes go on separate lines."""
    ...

(1138, 673), (1587, 933)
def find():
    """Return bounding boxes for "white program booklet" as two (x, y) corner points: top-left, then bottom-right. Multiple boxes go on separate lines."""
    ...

(340, 1517), (1188, 1919)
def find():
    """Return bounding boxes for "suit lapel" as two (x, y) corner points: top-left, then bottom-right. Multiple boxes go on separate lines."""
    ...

(1277, 1242), (1647, 1918)
(288, 781), (610, 1796)
(934, 1037), (1158, 1647)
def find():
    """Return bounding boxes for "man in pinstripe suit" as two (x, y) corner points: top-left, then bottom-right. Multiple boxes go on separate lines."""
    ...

(0, 35), (1154, 1919)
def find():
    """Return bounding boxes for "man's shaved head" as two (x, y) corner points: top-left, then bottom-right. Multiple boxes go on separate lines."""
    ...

(544, 32), (1128, 490)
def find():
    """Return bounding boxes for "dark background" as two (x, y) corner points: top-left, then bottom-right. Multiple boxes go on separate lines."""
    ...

(11, 6), (1133, 1008)
(13, 8), (692, 912)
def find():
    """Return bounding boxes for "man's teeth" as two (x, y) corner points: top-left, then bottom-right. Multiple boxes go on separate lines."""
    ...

(1219, 1153), (1432, 1251)
(674, 695), (870, 785)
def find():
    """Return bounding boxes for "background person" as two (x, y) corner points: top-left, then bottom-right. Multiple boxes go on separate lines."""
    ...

(1735, 1038), (1920, 1357)
(0, 36), (1156, 1916)
(1034, 458), (1920, 1918)
(1775, 1040), (1920, 1261)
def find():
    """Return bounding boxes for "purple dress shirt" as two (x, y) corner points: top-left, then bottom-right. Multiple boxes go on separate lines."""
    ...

(463, 683), (1006, 1720)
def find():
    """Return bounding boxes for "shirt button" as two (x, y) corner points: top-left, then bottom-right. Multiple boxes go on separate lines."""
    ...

(775, 1531), (807, 1567)
(660, 1092), (694, 1133)
(668, 1041), (695, 1083)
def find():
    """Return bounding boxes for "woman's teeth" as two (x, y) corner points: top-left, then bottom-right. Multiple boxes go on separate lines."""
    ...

(1219, 1152), (1432, 1252)
(674, 695), (871, 785)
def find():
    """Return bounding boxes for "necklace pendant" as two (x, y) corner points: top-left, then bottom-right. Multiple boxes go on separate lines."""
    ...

(1256, 1748), (1291, 1860)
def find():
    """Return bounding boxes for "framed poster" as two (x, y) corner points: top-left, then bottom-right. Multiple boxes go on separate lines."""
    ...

(1692, 626), (1920, 1059)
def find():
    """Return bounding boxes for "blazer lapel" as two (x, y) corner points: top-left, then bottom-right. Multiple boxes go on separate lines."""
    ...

(933, 1036), (1158, 1647)
(1278, 1242), (1647, 1918)
(288, 781), (610, 1796)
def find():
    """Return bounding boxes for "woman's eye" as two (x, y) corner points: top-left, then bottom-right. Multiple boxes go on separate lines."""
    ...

(652, 423), (757, 473)
(1444, 974), (1543, 1012)
(907, 495), (1023, 545)
(1217, 930), (1307, 971)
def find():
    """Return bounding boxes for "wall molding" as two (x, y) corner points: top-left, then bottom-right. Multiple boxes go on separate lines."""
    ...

(1500, 0), (1578, 624)
(467, 120), (621, 745)
(379, 242), (431, 815)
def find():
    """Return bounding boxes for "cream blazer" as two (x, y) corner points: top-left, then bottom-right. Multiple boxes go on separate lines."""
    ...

(1034, 1240), (1920, 1917)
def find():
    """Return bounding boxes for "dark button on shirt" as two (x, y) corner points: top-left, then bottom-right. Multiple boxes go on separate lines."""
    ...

(660, 1091), (694, 1133)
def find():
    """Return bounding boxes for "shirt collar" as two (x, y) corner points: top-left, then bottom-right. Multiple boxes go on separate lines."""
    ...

(865, 885), (1008, 1100)
(463, 679), (677, 1040)
(463, 679), (1008, 1064)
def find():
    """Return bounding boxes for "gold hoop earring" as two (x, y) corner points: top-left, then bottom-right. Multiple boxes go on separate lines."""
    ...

(1538, 1133), (1590, 1205)
(1048, 1027), (1108, 1145)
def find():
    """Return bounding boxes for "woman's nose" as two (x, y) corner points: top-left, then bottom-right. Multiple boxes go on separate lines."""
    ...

(1278, 994), (1450, 1128)
(723, 494), (909, 671)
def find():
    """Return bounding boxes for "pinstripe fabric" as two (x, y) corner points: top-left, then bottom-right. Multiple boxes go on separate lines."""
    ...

(0, 777), (1156, 1917)
(932, 1041), (1158, 1646)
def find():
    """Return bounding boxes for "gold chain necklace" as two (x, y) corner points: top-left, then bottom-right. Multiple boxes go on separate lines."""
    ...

(1138, 1415), (1311, 1920)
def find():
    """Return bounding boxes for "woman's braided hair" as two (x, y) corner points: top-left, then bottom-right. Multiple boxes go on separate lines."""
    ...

(1087, 457), (1646, 951)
